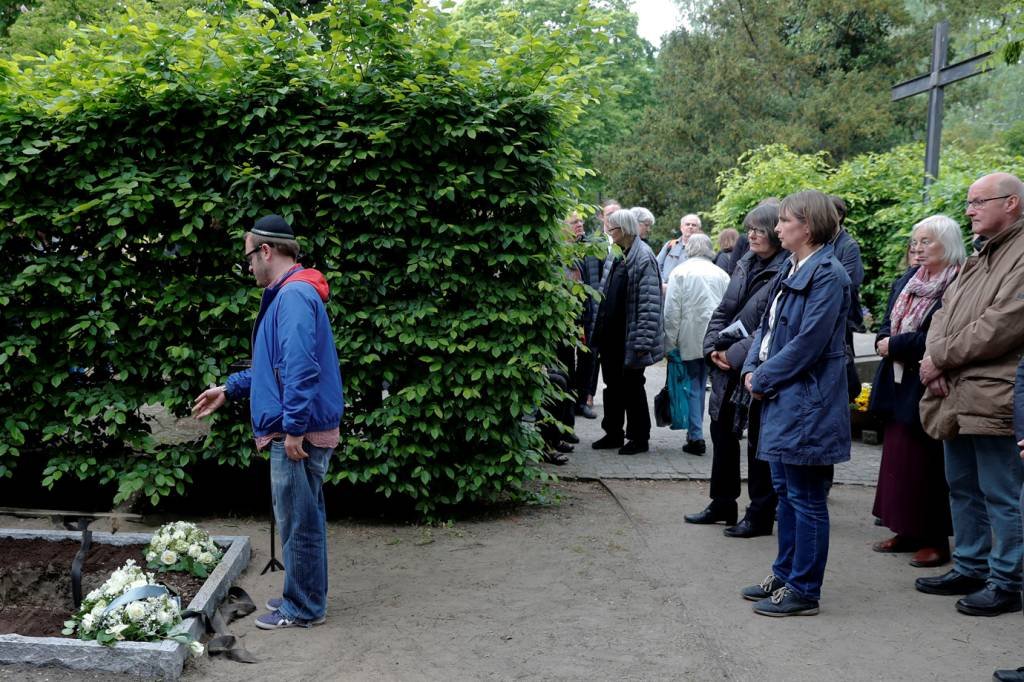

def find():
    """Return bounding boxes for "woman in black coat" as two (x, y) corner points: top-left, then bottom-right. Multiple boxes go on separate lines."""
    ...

(869, 215), (966, 567)
(685, 204), (788, 536)
(590, 208), (664, 456)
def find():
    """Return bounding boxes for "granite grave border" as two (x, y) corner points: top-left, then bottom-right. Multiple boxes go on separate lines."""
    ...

(0, 528), (251, 680)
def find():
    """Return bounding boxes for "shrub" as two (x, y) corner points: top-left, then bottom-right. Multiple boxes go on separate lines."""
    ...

(711, 142), (1024, 324)
(0, 1), (590, 516)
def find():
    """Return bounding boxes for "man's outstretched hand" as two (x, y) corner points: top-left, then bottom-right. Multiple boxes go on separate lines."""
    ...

(192, 386), (226, 419)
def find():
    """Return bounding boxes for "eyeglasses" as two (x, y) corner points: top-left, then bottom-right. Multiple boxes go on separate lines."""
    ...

(240, 245), (263, 271)
(965, 194), (1011, 210)
(748, 227), (770, 235)
(607, 226), (622, 233)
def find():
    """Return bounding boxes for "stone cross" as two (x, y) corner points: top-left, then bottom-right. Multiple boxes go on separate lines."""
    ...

(891, 21), (991, 189)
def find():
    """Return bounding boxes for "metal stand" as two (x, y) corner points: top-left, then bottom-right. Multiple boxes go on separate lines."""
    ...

(63, 517), (95, 609)
(260, 511), (284, 575)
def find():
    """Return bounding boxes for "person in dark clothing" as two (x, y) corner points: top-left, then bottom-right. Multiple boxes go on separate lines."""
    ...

(686, 203), (788, 537)
(992, 356), (1024, 681)
(868, 216), (964, 567)
(566, 212), (603, 419)
(590, 209), (664, 455)
(713, 228), (739, 271)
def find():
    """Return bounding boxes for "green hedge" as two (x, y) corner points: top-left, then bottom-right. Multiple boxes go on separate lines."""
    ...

(0, 2), (589, 515)
(710, 143), (1024, 324)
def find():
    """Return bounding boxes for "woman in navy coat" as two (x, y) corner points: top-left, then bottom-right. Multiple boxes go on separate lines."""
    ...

(740, 190), (852, 617)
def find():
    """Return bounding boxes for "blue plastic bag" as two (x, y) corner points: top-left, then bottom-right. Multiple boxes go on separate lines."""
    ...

(666, 349), (690, 431)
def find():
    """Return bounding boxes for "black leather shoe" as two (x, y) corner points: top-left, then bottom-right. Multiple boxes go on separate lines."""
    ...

(684, 504), (737, 526)
(553, 441), (574, 453)
(994, 667), (1024, 681)
(617, 440), (649, 456)
(564, 433), (580, 444)
(956, 585), (1023, 616)
(592, 434), (625, 450)
(575, 404), (597, 419)
(682, 439), (706, 455)
(915, 570), (987, 596)
(724, 518), (774, 538)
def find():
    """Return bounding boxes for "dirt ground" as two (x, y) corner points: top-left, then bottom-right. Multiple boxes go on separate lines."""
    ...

(1, 480), (1021, 681)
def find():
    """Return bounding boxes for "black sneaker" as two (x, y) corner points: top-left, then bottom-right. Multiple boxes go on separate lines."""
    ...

(741, 574), (785, 601)
(752, 586), (819, 617)
(617, 440), (649, 455)
(682, 439), (706, 455)
(575, 404), (597, 419)
(592, 434), (625, 450)
(564, 432), (580, 444)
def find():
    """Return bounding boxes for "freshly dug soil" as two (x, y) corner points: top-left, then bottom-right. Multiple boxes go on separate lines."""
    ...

(0, 538), (207, 637)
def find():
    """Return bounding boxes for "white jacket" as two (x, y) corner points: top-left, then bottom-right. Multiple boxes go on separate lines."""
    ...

(663, 256), (731, 361)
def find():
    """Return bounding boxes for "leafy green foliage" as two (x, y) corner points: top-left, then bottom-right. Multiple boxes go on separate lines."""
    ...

(711, 142), (1024, 323)
(447, 0), (654, 193)
(598, 0), (926, 240)
(0, 0), (590, 516)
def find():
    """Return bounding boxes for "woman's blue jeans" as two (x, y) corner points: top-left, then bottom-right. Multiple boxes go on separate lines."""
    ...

(770, 461), (832, 601)
(270, 439), (332, 623)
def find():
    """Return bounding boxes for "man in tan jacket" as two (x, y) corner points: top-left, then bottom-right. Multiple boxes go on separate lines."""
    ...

(915, 172), (1024, 617)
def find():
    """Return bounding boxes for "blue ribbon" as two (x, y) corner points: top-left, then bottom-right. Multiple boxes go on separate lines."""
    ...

(101, 585), (178, 617)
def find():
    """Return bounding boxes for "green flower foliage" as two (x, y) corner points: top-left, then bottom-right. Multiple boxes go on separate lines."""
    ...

(0, 0), (590, 516)
(711, 142), (1024, 324)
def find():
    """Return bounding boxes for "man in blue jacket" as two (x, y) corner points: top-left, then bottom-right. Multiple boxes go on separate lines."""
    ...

(193, 214), (344, 630)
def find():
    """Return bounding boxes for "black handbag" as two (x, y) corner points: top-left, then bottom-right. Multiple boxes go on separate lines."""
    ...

(654, 386), (672, 427)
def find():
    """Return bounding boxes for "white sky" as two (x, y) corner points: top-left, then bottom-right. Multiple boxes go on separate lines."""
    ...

(631, 0), (684, 47)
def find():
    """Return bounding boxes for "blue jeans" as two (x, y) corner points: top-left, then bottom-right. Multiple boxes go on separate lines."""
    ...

(682, 359), (707, 441)
(270, 440), (332, 622)
(770, 462), (831, 601)
(944, 435), (1023, 592)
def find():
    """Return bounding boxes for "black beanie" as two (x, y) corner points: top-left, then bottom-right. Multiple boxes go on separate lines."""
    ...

(251, 214), (294, 240)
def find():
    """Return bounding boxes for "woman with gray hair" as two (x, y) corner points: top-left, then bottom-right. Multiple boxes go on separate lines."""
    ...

(869, 214), (966, 568)
(590, 208), (665, 455)
(631, 207), (655, 241)
(664, 234), (731, 454)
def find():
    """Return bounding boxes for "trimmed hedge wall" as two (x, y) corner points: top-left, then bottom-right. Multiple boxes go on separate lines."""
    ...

(0, 2), (585, 515)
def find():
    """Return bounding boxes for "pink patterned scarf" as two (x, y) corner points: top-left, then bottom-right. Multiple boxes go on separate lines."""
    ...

(890, 264), (959, 335)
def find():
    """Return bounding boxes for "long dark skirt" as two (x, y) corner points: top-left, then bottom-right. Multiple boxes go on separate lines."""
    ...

(872, 421), (952, 541)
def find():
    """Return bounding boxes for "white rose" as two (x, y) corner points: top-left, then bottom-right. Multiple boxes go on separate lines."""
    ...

(125, 602), (147, 622)
(189, 640), (204, 658)
(172, 530), (185, 540)
(156, 607), (173, 624)
(91, 602), (106, 618)
(160, 550), (178, 565)
(145, 551), (157, 563)
(86, 589), (101, 601)
(81, 613), (95, 631)
(188, 544), (202, 558)
(198, 552), (214, 566)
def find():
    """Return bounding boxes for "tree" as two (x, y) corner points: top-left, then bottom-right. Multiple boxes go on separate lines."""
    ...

(448, 0), (654, 189)
(596, 0), (946, 240)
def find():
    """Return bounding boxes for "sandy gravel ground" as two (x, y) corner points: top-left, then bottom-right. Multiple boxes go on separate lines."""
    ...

(2, 480), (1020, 681)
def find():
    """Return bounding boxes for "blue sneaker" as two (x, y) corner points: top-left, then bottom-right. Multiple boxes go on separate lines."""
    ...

(255, 610), (303, 630)
(262, 600), (327, 626)
(752, 586), (819, 617)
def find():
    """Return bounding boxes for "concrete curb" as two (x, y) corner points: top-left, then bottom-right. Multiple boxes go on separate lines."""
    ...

(0, 529), (251, 680)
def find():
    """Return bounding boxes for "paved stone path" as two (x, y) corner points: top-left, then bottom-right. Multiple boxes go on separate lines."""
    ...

(550, 333), (883, 486)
